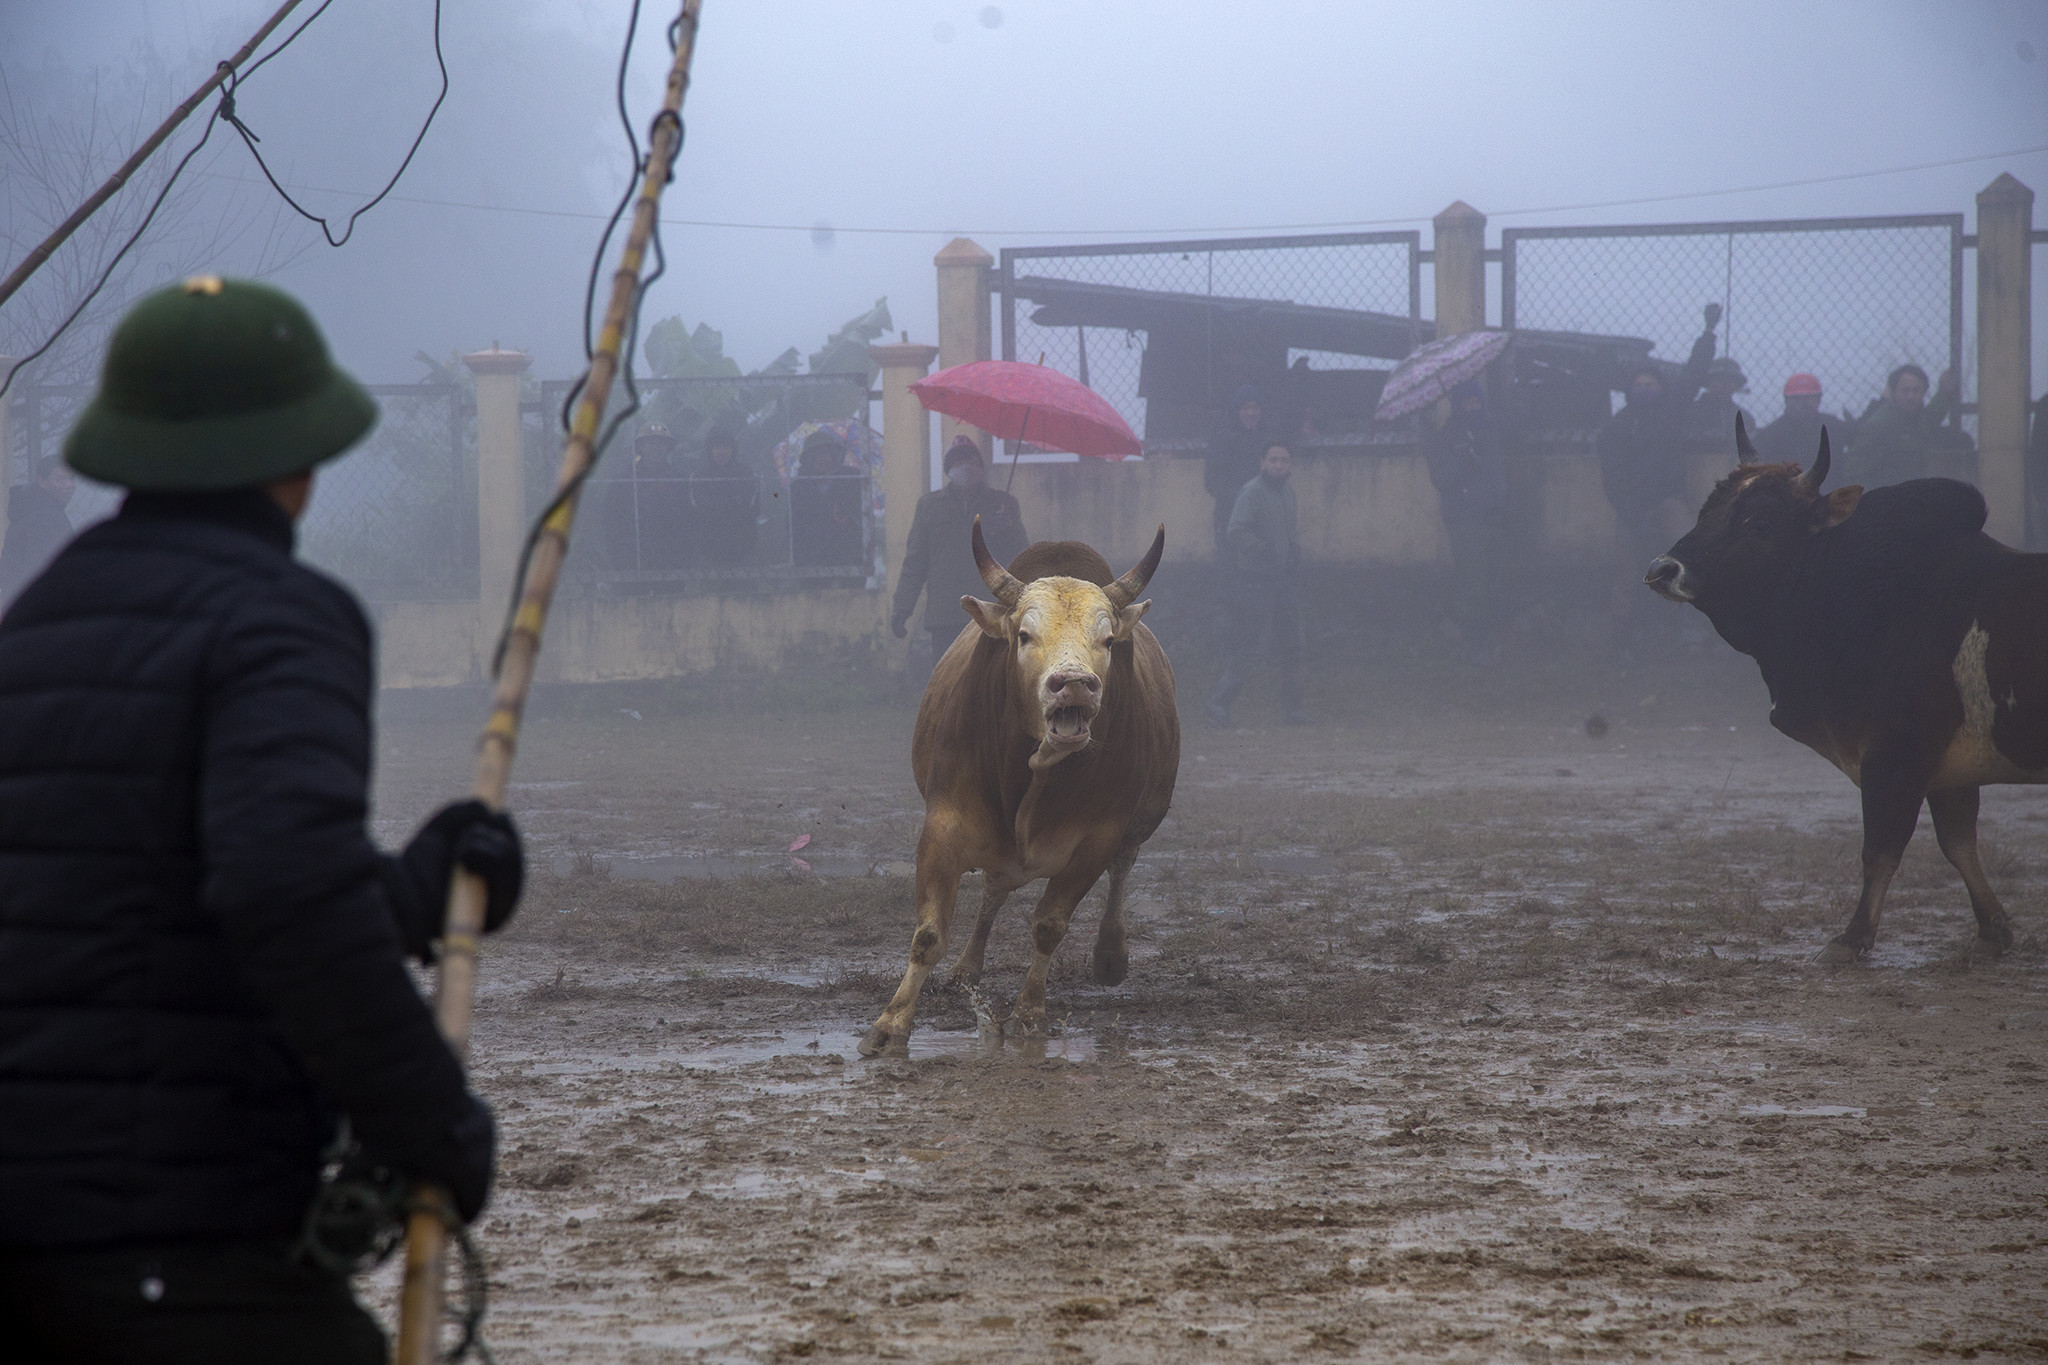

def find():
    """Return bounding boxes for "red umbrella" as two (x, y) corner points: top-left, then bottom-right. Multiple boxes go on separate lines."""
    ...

(910, 361), (1142, 468)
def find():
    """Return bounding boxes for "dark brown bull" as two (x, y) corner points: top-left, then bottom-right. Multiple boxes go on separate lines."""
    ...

(1646, 418), (2048, 961)
(859, 523), (1179, 1056)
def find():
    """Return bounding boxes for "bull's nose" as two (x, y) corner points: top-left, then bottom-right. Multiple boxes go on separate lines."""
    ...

(1046, 671), (1101, 700)
(1644, 556), (1693, 602)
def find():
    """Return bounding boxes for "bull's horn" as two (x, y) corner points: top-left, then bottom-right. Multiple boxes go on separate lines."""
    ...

(1105, 524), (1166, 608)
(972, 516), (1024, 607)
(1797, 428), (1831, 494)
(1734, 412), (1758, 465)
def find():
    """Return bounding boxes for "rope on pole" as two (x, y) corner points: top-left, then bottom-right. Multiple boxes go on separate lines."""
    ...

(0, 0), (305, 312)
(392, 3), (704, 1360)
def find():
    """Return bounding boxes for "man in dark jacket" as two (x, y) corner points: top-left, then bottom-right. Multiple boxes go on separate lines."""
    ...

(0, 277), (523, 1364)
(891, 436), (1028, 679)
(690, 425), (760, 565)
(1681, 356), (1755, 456)
(1203, 383), (1269, 552)
(0, 453), (78, 605)
(1753, 372), (1836, 463)
(1848, 363), (1967, 489)
(1598, 303), (1720, 643)
(1424, 380), (1508, 661)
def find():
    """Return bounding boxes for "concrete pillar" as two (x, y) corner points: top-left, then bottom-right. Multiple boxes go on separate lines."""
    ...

(463, 346), (532, 664)
(869, 340), (940, 642)
(1976, 173), (2033, 546)
(934, 237), (993, 456)
(1432, 201), (1487, 338)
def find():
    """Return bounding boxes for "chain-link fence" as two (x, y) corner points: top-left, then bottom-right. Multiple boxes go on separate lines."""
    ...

(528, 371), (880, 590)
(2, 380), (476, 602)
(998, 231), (1422, 448)
(1502, 215), (1965, 437)
(299, 382), (475, 601)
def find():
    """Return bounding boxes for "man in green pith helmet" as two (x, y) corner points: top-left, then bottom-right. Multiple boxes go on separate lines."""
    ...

(0, 277), (526, 1363)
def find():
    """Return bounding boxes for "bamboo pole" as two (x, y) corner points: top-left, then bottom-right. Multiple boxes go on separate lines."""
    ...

(0, 0), (306, 311)
(393, 5), (703, 1359)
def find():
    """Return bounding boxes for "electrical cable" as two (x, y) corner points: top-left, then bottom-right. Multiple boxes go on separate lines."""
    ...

(218, 0), (448, 248)
(1, 0), (445, 402)
(492, 5), (683, 678)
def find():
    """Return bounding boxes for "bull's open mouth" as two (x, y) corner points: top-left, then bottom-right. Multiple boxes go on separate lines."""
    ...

(1045, 705), (1094, 745)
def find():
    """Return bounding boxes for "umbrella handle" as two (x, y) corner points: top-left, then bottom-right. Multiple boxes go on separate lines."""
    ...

(1003, 406), (1028, 498)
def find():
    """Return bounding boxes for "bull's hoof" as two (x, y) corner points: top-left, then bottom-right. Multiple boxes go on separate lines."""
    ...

(1091, 948), (1128, 986)
(857, 1024), (905, 1058)
(1817, 935), (1869, 965)
(948, 963), (984, 987)
(1007, 1007), (1049, 1037)
(1978, 922), (2016, 955)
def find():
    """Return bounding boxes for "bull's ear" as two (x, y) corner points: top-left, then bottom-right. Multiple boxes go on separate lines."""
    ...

(1814, 485), (1863, 530)
(960, 595), (1009, 639)
(1112, 599), (1152, 641)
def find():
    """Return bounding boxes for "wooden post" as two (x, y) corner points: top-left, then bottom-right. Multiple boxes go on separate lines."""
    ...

(934, 237), (993, 460)
(0, 357), (15, 562)
(1975, 173), (2033, 547)
(1432, 201), (1487, 337)
(463, 347), (532, 671)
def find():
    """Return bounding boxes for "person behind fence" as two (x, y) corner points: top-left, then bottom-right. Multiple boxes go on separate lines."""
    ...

(630, 421), (692, 570)
(1752, 372), (1839, 463)
(1682, 356), (1755, 455)
(690, 425), (759, 565)
(1847, 363), (1967, 489)
(0, 453), (78, 606)
(1423, 379), (1508, 663)
(1204, 383), (1270, 552)
(891, 435), (1028, 677)
(1598, 301), (1720, 642)
(2030, 391), (2048, 550)
(0, 278), (525, 1363)
(790, 429), (866, 569)
(1207, 441), (1307, 727)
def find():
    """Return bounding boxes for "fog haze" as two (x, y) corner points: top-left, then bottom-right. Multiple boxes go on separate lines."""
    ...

(4, 0), (2044, 384)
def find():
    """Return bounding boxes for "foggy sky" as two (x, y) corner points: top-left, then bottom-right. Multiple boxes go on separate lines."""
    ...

(3, 0), (2045, 388)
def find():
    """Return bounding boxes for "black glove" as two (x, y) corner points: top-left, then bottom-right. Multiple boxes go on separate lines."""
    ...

(384, 801), (525, 959)
(890, 614), (910, 639)
(442, 1092), (497, 1224)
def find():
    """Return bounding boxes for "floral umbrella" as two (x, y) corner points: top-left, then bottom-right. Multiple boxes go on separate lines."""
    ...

(1373, 330), (1513, 421)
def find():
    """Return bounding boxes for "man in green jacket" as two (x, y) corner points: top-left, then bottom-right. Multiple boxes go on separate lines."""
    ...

(1207, 442), (1306, 726)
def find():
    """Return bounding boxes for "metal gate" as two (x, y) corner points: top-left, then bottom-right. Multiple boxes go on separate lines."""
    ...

(1501, 214), (1965, 424)
(998, 231), (1423, 447)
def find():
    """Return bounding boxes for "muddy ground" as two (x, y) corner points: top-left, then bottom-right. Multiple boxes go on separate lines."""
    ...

(361, 639), (2047, 1363)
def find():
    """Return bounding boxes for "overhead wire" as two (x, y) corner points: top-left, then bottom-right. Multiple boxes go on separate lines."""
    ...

(0, 0), (447, 401)
(493, 1), (681, 677)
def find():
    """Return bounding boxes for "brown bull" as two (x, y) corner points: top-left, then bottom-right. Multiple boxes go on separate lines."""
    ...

(1647, 418), (2048, 961)
(859, 523), (1179, 1057)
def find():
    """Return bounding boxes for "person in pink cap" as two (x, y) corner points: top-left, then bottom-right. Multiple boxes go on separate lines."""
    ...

(1753, 371), (1836, 464)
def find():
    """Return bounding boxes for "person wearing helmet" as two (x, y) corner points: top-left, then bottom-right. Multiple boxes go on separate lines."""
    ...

(1753, 372), (1836, 464)
(0, 278), (522, 1362)
(1682, 355), (1755, 455)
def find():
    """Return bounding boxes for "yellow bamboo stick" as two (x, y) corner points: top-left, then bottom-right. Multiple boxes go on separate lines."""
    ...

(393, 5), (704, 1359)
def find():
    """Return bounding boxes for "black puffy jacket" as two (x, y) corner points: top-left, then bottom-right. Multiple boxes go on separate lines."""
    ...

(0, 491), (491, 1249)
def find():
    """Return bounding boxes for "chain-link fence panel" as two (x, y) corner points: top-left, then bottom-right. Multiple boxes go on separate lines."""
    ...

(999, 232), (1422, 447)
(1503, 215), (1964, 434)
(296, 382), (476, 602)
(532, 371), (879, 590)
(3, 380), (475, 603)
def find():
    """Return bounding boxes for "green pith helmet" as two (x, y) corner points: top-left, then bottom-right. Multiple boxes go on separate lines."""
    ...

(64, 276), (377, 491)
